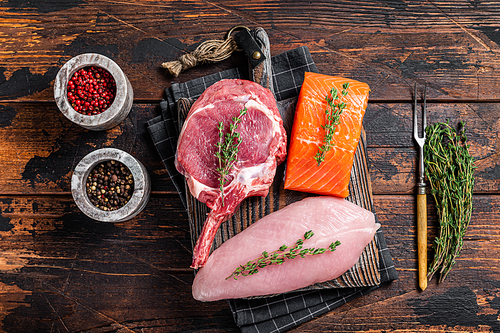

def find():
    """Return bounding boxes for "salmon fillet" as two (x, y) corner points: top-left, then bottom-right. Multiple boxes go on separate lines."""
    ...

(192, 196), (379, 301)
(284, 72), (370, 198)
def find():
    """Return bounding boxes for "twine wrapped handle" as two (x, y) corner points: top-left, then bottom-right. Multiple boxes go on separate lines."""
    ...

(161, 26), (249, 77)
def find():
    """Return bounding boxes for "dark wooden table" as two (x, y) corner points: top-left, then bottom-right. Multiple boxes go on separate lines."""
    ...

(2, 1), (500, 332)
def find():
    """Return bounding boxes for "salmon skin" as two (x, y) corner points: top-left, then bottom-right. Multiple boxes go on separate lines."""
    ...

(284, 72), (370, 198)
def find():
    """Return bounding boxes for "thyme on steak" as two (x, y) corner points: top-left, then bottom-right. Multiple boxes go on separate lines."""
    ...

(314, 82), (349, 166)
(424, 121), (475, 283)
(226, 230), (341, 280)
(215, 108), (247, 206)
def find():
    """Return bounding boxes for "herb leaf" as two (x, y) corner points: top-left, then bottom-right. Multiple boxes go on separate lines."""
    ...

(215, 108), (247, 206)
(424, 121), (475, 283)
(314, 82), (349, 166)
(226, 230), (341, 280)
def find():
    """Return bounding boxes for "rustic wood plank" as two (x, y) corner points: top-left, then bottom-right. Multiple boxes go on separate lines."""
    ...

(1, 102), (498, 195)
(0, 271), (239, 332)
(0, 194), (239, 331)
(3, 1), (500, 102)
(0, 194), (192, 266)
(1, 193), (499, 331)
(368, 147), (500, 195)
(365, 102), (500, 148)
(365, 101), (500, 194)
(0, 103), (176, 193)
(2, 2), (500, 331)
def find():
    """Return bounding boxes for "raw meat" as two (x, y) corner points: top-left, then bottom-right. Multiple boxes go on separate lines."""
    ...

(192, 196), (379, 301)
(175, 79), (287, 269)
(284, 72), (370, 198)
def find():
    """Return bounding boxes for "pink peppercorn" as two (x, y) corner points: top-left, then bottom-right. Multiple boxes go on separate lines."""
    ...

(67, 66), (116, 116)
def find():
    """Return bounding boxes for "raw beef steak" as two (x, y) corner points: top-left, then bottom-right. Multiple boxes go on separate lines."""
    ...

(175, 79), (287, 269)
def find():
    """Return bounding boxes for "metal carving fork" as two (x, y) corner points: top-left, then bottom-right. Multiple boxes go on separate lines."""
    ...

(413, 83), (427, 291)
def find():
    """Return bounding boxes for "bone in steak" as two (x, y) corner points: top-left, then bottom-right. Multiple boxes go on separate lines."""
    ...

(175, 79), (287, 269)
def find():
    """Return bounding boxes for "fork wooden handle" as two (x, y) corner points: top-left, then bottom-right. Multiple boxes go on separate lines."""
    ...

(417, 192), (427, 291)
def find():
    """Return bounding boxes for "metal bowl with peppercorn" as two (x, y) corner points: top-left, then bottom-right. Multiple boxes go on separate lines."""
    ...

(71, 148), (150, 222)
(54, 53), (133, 131)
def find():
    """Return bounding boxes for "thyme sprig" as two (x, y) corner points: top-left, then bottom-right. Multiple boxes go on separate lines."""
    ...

(215, 108), (247, 206)
(226, 230), (341, 280)
(424, 121), (475, 283)
(314, 82), (350, 166)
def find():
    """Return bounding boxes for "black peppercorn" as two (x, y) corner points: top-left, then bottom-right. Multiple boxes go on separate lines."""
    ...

(86, 160), (134, 211)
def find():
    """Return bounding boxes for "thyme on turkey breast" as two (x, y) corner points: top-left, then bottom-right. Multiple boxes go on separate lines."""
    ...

(226, 230), (341, 280)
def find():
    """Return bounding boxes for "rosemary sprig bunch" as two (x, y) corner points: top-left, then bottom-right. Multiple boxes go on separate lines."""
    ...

(314, 82), (349, 166)
(424, 121), (475, 283)
(226, 230), (341, 280)
(214, 108), (247, 206)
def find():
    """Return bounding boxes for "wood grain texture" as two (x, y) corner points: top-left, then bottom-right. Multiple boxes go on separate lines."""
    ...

(1, 194), (500, 331)
(2, 0), (500, 332)
(3, 1), (500, 102)
(1, 103), (499, 195)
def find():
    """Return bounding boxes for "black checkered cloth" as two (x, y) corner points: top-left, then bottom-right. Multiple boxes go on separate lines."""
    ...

(147, 46), (398, 333)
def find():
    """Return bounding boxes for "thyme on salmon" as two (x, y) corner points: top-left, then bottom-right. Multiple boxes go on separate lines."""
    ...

(424, 121), (475, 283)
(314, 82), (350, 166)
(215, 108), (247, 206)
(226, 230), (341, 280)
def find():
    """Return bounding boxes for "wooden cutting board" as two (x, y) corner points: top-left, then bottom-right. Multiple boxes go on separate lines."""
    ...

(178, 95), (381, 294)
(177, 27), (380, 295)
